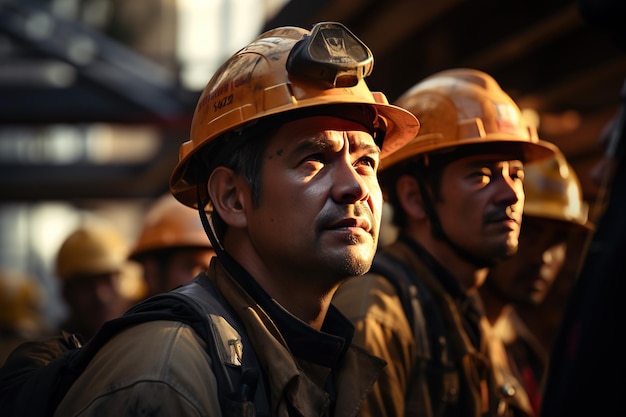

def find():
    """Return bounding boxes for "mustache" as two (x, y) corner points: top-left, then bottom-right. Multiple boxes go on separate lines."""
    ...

(483, 205), (521, 224)
(316, 203), (376, 233)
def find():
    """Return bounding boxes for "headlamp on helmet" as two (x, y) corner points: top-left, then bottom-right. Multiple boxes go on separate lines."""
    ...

(286, 22), (374, 88)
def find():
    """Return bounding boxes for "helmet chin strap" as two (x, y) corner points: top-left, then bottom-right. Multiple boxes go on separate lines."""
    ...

(194, 187), (273, 299)
(415, 175), (496, 269)
(196, 189), (226, 260)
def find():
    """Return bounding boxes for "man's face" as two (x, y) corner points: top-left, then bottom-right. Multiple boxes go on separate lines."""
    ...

(142, 248), (215, 296)
(486, 216), (569, 305)
(245, 115), (383, 287)
(63, 271), (129, 338)
(435, 153), (525, 264)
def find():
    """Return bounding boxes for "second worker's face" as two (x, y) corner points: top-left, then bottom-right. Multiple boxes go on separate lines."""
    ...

(435, 153), (525, 264)
(246, 115), (383, 286)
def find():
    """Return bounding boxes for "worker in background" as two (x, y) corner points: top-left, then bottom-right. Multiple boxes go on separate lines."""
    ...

(55, 222), (137, 341)
(129, 193), (215, 298)
(479, 150), (594, 415)
(0, 269), (47, 365)
(333, 68), (558, 417)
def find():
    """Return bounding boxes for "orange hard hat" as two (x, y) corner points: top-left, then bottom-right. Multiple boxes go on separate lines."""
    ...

(170, 22), (420, 208)
(129, 194), (212, 260)
(384, 68), (558, 169)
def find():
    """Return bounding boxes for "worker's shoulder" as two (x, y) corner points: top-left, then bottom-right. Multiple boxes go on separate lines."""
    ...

(334, 272), (409, 326)
(88, 320), (211, 381)
(56, 320), (215, 416)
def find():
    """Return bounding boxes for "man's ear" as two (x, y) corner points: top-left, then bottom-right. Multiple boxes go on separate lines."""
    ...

(207, 167), (249, 228)
(396, 175), (427, 220)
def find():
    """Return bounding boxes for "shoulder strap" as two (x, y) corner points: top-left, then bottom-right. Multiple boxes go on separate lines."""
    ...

(370, 251), (459, 416)
(126, 274), (270, 417)
(2, 274), (270, 417)
(370, 251), (432, 357)
(0, 294), (203, 417)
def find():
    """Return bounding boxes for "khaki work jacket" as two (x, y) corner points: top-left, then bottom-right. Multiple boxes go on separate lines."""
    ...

(333, 239), (533, 417)
(55, 258), (385, 417)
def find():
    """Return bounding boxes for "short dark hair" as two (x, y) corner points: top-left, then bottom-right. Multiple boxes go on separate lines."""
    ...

(191, 123), (275, 240)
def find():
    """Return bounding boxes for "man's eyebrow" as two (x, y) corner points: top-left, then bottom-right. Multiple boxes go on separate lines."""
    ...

(464, 157), (522, 167)
(289, 135), (334, 156)
(288, 132), (381, 157)
(358, 141), (381, 156)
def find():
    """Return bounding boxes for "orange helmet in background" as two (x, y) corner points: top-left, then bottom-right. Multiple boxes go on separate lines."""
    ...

(385, 68), (558, 169)
(170, 21), (420, 208)
(129, 193), (212, 261)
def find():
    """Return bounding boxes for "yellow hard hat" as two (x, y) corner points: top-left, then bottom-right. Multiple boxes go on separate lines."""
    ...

(56, 223), (129, 281)
(523, 151), (594, 230)
(170, 22), (420, 208)
(384, 68), (558, 169)
(129, 193), (212, 260)
(0, 270), (44, 334)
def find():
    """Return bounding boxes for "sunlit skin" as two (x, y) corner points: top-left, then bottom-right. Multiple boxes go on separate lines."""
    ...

(399, 154), (525, 291)
(482, 216), (569, 324)
(208, 116), (383, 329)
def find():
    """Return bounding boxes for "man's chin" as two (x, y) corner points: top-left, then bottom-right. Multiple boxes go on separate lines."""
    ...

(341, 251), (375, 277)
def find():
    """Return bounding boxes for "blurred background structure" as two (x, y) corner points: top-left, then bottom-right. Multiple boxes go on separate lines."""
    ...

(0, 0), (624, 330)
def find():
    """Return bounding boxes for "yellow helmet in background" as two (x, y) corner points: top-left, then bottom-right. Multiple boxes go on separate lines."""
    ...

(523, 151), (594, 230)
(170, 21), (420, 208)
(56, 223), (129, 282)
(129, 193), (212, 261)
(0, 270), (44, 335)
(384, 68), (558, 169)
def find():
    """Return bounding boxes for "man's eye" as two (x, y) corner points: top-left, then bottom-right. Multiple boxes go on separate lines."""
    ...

(470, 170), (492, 185)
(355, 156), (377, 169)
(302, 153), (325, 164)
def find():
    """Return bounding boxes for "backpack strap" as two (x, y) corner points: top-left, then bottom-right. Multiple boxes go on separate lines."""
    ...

(0, 298), (207, 417)
(126, 274), (271, 417)
(0, 274), (270, 417)
(371, 252), (430, 357)
(370, 251), (459, 417)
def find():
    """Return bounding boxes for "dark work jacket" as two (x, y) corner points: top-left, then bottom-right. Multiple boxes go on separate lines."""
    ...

(55, 257), (385, 417)
(333, 236), (533, 417)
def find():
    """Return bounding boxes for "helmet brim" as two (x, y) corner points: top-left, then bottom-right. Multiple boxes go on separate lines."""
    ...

(381, 134), (558, 170)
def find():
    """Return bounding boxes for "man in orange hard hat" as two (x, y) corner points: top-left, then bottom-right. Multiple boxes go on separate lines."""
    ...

(480, 150), (594, 414)
(129, 193), (215, 297)
(334, 68), (558, 417)
(55, 22), (419, 417)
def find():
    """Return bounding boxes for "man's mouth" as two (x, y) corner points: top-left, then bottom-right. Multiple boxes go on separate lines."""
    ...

(327, 217), (372, 233)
